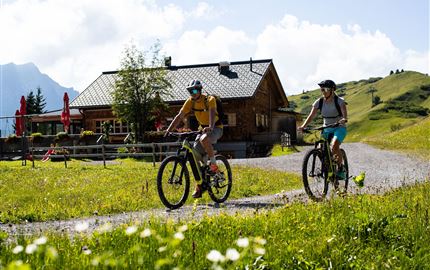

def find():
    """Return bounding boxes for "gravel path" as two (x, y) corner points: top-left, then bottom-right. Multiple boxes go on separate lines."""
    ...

(1, 143), (428, 238)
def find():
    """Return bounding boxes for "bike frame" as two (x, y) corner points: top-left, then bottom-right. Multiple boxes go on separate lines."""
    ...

(314, 134), (336, 181)
(175, 137), (204, 182)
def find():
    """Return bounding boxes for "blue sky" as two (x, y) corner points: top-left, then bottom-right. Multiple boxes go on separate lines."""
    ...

(0, 0), (428, 95)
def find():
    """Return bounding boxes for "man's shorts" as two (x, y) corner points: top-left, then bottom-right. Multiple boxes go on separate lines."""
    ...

(193, 127), (223, 155)
(322, 126), (347, 143)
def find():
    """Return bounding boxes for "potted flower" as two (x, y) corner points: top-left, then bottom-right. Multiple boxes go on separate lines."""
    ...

(55, 131), (70, 142)
(30, 132), (44, 144)
(79, 130), (97, 144)
(5, 134), (20, 144)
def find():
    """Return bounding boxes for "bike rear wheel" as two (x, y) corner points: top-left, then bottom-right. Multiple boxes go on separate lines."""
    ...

(207, 155), (232, 203)
(157, 156), (190, 209)
(334, 149), (349, 193)
(302, 148), (329, 201)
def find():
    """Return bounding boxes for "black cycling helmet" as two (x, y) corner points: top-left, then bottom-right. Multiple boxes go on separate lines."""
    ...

(318, 79), (336, 90)
(186, 79), (203, 91)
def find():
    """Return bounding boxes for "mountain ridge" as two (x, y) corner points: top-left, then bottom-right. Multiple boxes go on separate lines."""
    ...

(0, 62), (79, 136)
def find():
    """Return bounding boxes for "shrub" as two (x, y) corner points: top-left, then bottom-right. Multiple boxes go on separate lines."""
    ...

(372, 95), (382, 106)
(55, 132), (70, 141)
(80, 130), (94, 137)
(5, 134), (19, 143)
(390, 123), (402, 132)
(31, 132), (43, 137)
(300, 95), (310, 100)
(420, 84), (430, 91)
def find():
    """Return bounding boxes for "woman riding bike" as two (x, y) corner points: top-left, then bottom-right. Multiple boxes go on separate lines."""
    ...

(298, 79), (348, 180)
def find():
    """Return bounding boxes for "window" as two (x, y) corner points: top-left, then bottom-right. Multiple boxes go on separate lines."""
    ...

(225, 113), (236, 127)
(255, 113), (269, 128)
(94, 119), (129, 134)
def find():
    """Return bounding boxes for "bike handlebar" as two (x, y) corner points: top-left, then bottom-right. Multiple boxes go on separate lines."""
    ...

(303, 122), (340, 133)
(166, 131), (202, 139)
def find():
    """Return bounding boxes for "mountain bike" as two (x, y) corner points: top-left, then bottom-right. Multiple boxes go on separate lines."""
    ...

(157, 131), (232, 209)
(301, 123), (349, 201)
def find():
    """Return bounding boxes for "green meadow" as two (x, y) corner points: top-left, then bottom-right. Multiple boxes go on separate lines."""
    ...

(1, 180), (429, 269)
(0, 159), (301, 224)
(289, 71), (430, 159)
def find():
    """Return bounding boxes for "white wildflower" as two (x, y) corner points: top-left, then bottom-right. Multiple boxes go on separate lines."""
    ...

(125, 226), (138, 235)
(174, 232), (184, 240)
(158, 246), (167, 252)
(34, 236), (47, 245)
(236, 237), (249, 248)
(75, 222), (89, 232)
(254, 247), (266, 255)
(206, 250), (225, 263)
(225, 248), (240, 261)
(83, 249), (92, 255)
(12, 245), (24, 254)
(177, 225), (188, 232)
(25, 244), (38, 254)
(96, 223), (112, 233)
(253, 237), (267, 245)
(47, 247), (58, 259)
(140, 228), (152, 238)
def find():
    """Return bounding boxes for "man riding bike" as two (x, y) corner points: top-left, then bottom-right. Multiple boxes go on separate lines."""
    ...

(165, 80), (223, 198)
(298, 79), (348, 180)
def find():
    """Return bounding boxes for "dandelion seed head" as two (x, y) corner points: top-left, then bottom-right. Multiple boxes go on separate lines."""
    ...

(25, 244), (37, 254)
(126, 226), (138, 235)
(254, 247), (266, 255)
(178, 225), (188, 232)
(12, 245), (24, 254)
(47, 247), (58, 259)
(75, 222), (89, 232)
(140, 228), (152, 238)
(225, 248), (240, 261)
(174, 232), (184, 240)
(97, 223), (112, 233)
(206, 249), (225, 263)
(254, 237), (267, 245)
(236, 237), (249, 248)
(34, 236), (47, 245)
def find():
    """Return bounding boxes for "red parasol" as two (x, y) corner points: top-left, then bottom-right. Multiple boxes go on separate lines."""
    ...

(15, 109), (22, 136)
(19, 96), (26, 135)
(61, 92), (70, 132)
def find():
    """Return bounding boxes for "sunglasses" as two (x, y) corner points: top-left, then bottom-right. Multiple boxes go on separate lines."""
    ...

(188, 89), (200, 95)
(320, 87), (332, 92)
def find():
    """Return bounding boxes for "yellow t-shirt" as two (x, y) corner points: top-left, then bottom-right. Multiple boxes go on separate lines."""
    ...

(180, 94), (222, 127)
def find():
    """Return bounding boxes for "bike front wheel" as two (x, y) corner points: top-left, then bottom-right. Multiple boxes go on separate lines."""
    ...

(302, 148), (328, 201)
(207, 155), (232, 203)
(157, 156), (190, 209)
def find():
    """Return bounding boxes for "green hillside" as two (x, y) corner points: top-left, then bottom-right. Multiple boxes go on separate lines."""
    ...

(289, 71), (430, 146)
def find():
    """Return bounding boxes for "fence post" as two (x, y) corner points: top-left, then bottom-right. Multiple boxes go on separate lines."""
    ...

(31, 147), (35, 168)
(102, 144), (106, 168)
(152, 143), (155, 167)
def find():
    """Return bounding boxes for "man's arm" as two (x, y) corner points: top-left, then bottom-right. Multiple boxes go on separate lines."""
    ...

(165, 110), (186, 135)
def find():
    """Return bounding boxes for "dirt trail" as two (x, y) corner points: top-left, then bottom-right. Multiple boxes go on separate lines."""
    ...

(1, 143), (428, 237)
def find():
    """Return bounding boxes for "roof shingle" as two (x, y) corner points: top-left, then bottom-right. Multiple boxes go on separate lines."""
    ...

(71, 59), (273, 108)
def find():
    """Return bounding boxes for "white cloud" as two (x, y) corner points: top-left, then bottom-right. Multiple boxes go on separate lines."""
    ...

(1, 1), (427, 96)
(255, 14), (414, 94)
(163, 26), (254, 65)
(0, 0), (186, 91)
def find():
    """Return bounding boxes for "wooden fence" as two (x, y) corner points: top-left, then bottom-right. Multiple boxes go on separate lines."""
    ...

(29, 142), (181, 168)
